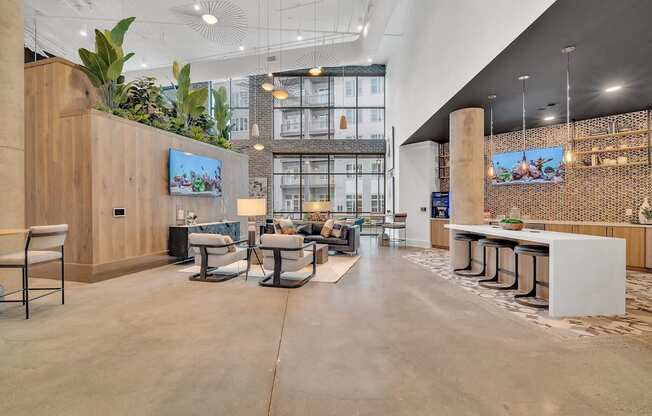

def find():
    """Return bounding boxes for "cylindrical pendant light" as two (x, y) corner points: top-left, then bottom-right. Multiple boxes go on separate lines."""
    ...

(562, 45), (576, 164)
(518, 74), (530, 174)
(487, 94), (496, 178)
(339, 67), (347, 129)
(251, 0), (261, 140)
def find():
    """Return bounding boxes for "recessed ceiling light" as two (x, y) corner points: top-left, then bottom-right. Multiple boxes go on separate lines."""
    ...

(239, 45), (245, 51)
(297, 30), (303, 41)
(79, 28), (88, 37)
(605, 85), (622, 93)
(356, 24), (363, 32)
(141, 63), (148, 68)
(202, 14), (218, 25)
(543, 116), (555, 121)
(367, 57), (373, 63)
(193, 4), (201, 11)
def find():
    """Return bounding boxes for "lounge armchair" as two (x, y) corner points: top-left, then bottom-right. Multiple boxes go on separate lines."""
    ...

(188, 233), (247, 282)
(259, 234), (316, 289)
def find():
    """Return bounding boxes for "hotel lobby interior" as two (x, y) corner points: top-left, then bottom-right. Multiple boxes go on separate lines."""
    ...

(2, 0), (652, 414)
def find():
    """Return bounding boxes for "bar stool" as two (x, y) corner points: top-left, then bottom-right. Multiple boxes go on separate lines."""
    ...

(477, 238), (518, 289)
(453, 233), (484, 276)
(513, 244), (549, 308)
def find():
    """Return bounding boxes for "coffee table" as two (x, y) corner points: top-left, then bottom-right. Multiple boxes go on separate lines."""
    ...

(306, 243), (329, 264)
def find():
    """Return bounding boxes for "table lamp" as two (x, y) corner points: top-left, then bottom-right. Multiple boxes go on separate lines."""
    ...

(237, 198), (267, 245)
(303, 201), (331, 222)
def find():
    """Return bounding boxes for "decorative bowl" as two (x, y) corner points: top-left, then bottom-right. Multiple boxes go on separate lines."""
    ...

(500, 222), (524, 231)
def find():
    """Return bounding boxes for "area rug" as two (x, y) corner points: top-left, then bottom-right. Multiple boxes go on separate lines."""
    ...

(179, 254), (360, 284)
(404, 248), (652, 338)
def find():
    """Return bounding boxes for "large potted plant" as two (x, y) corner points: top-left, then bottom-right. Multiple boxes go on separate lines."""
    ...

(77, 17), (136, 110)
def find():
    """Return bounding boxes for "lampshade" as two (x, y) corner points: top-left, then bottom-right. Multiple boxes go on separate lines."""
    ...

(309, 67), (323, 76)
(237, 198), (267, 216)
(261, 82), (274, 91)
(303, 201), (331, 213)
(251, 123), (260, 138)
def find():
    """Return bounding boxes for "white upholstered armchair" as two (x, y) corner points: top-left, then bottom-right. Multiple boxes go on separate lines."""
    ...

(188, 233), (248, 282)
(259, 234), (316, 288)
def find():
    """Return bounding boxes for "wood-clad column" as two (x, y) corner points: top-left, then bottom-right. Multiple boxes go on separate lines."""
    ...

(449, 108), (484, 268)
(0, 0), (25, 250)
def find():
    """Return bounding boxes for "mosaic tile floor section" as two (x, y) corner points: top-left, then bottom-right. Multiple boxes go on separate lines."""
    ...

(405, 249), (652, 338)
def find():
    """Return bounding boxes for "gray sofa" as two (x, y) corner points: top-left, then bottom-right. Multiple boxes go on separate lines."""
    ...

(264, 220), (360, 254)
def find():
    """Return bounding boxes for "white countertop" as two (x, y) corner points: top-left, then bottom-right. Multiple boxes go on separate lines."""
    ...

(444, 224), (622, 244)
(432, 217), (652, 228)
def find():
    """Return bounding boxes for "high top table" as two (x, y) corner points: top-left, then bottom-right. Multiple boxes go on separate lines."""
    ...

(445, 224), (626, 318)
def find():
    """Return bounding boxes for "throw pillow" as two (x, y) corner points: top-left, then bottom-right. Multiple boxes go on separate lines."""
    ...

(297, 223), (313, 236)
(321, 219), (335, 237)
(223, 235), (236, 252)
(330, 221), (345, 238)
(278, 218), (297, 235)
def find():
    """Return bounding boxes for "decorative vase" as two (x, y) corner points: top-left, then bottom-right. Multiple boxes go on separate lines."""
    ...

(638, 197), (651, 224)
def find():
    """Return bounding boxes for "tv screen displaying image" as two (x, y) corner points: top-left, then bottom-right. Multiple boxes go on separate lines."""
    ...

(491, 146), (564, 185)
(169, 149), (223, 197)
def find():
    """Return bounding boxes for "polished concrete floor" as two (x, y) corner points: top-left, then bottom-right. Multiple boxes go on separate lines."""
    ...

(1, 239), (651, 415)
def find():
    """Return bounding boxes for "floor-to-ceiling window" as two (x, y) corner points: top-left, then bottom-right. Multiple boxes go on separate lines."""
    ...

(273, 74), (385, 140)
(273, 154), (385, 219)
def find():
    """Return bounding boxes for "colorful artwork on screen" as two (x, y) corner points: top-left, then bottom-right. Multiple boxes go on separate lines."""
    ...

(491, 146), (564, 185)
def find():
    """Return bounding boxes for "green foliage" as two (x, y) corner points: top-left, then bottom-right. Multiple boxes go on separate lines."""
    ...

(500, 218), (524, 224)
(78, 17), (136, 109)
(212, 86), (232, 139)
(642, 207), (652, 220)
(170, 61), (209, 127)
(121, 76), (171, 123)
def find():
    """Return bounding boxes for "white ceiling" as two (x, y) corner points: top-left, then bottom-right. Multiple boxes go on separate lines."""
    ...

(24, 0), (374, 72)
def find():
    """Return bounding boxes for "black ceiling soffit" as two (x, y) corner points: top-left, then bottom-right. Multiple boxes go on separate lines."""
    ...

(404, 0), (652, 144)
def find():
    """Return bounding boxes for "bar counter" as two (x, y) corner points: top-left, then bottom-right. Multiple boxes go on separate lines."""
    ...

(445, 224), (626, 318)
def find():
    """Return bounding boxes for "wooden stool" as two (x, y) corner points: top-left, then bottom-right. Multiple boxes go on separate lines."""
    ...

(513, 244), (550, 308)
(477, 238), (518, 290)
(453, 233), (484, 276)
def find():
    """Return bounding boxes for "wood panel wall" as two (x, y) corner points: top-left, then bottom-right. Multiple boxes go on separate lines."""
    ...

(24, 58), (249, 282)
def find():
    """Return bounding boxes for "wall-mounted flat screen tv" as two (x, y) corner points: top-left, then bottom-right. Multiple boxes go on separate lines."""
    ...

(491, 146), (563, 185)
(169, 149), (223, 197)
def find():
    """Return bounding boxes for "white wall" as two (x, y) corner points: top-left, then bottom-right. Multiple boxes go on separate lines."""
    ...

(383, 0), (554, 245)
(398, 141), (438, 248)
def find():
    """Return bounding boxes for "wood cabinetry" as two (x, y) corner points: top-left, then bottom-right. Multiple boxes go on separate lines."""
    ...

(544, 224), (574, 233)
(430, 220), (450, 248)
(646, 228), (652, 269)
(612, 227), (646, 268)
(573, 225), (610, 237)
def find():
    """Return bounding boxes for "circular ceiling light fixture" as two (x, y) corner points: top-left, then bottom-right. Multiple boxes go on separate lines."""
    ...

(308, 66), (323, 76)
(271, 89), (289, 100)
(172, 1), (247, 45)
(79, 28), (88, 37)
(202, 13), (218, 24)
(605, 85), (622, 93)
(239, 45), (245, 51)
(261, 81), (274, 91)
(253, 143), (265, 151)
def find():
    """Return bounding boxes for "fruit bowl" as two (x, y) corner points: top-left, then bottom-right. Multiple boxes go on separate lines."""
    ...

(500, 219), (524, 231)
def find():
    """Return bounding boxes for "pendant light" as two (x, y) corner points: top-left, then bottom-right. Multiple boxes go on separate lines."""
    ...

(487, 94), (496, 177)
(271, 0), (289, 100)
(261, 0), (274, 92)
(518, 74), (530, 174)
(308, 0), (322, 76)
(562, 45), (576, 164)
(250, 0), (262, 139)
(339, 67), (348, 129)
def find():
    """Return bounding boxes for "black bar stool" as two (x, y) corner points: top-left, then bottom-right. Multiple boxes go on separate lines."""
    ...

(513, 244), (549, 308)
(453, 233), (484, 276)
(477, 238), (518, 289)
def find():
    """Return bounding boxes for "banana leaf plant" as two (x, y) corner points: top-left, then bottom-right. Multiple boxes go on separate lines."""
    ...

(170, 61), (209, 127)
(77, 17), (136, 110)
(212, 86), (232, 140)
